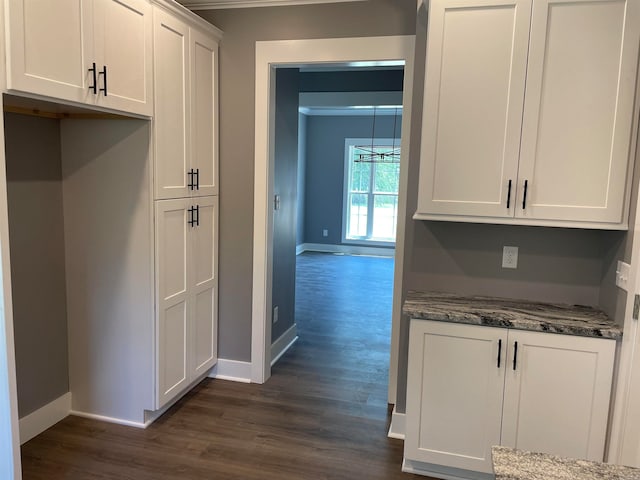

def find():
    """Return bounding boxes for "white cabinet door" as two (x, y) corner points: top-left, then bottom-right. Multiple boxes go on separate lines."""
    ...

(6, 0), (91, 103)
(92, 0), (153, 116)
(190, 29), (218, 197)
(405, 320), (506, 474)
(155, 198), (191, 408)
(190, 196), (218, 377)
(416, 0), (531, 218)
(501, 330), (615, 461)
(516, 0), (640, 224)
(153, 8), (190, 200)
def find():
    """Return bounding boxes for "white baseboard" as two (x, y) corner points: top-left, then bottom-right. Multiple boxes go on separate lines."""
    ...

(271, 324), (298, 366)
(402, 459), (493, 480)
(388, 406), (405, 440)
(19, 392), (71, 444)
(209, 358), (252, 383)
(297, 242), (395, 257)
(69, 409), (146, 429)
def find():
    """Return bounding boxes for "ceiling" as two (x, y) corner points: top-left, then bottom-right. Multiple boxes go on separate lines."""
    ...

(176, 0), (366, 10)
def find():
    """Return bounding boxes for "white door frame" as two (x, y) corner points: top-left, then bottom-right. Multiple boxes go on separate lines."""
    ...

(251, 34), (416, 402)
(0, 0), (23, 475)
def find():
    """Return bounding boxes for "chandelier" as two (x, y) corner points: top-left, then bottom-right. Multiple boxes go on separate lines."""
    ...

(354, 106), (401, 164)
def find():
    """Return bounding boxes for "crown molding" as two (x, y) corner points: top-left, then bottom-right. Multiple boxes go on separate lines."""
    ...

(152, 0), (224, 37)
(176, 0), (367, 10)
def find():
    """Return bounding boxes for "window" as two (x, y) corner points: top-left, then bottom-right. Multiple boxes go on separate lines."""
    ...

(343, 138), (400, 245)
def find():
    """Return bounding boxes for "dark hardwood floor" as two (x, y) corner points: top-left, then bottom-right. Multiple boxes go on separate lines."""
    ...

(21, 252), (425, 479)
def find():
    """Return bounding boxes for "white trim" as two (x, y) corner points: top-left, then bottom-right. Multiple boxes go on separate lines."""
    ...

(19, 392), (71, 444)
(180, 0), (366, 10)
(387, 406), (405, 440)
(388, 36), (414, 405)
(0, 50), (22, 477)
(402, 459), (494, 480)
(151, 0), (223, 39)
(69, 410), (146, 429)
(297, 242), (394, 257)
(209, 359), (252, 383)
(252, 35), (415, 386)
(271, 324), (298, 366)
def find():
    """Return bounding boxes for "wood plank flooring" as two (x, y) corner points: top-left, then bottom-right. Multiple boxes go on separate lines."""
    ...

(21, 252), (425, 479)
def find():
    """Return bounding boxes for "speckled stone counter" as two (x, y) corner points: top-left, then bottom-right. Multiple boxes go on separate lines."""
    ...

(403, 291), (622, 340)
(492, 446), (640, 480)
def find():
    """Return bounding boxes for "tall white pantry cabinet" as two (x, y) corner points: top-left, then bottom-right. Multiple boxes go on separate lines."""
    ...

(3, 0), (221, 425)
(153, 4), (219, 409)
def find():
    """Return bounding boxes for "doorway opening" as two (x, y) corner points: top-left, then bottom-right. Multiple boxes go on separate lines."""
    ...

(269, 65), (404, 414)
(250, 37), (415, 411)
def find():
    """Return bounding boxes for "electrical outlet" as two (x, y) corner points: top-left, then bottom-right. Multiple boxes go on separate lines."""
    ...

(616, 261), (631, 291)
(273, 305), (279, 324)
(502, 246), (518, 269)
(322, 229), (328, 237)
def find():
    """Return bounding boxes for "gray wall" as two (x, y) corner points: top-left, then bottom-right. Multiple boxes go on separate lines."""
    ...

(272, 68), (300, 343)
(297, 113), (307, 246)
(198, 0), (417, 361)
(4, 113), (69, 417)
(304, 114), (402, 245)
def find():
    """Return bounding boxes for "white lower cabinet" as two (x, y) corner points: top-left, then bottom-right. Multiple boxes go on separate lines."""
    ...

(404, 320), (616, 477)
(155, 196), (217, 409)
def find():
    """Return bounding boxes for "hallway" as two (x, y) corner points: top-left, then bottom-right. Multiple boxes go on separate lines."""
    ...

(21, 252), (422, 479)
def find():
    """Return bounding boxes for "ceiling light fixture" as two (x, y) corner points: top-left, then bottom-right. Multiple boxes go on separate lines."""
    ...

(354, 106), (401, 164)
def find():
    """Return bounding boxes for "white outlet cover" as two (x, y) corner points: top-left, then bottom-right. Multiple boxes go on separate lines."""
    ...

(616, 261), (631, 291)
(502, 246), (518, 269)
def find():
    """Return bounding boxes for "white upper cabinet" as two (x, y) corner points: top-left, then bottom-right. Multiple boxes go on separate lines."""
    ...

(6, 0), (152, 116)
(91, 0), (153, 116)
(516, 0), (640, 224)
(417, 0), (531, 218)
(6, 0), (89, 103)
(153, 5), (219, 200)
(416, 0), (640, 229)
(190, 29), (218, 198)
(153, 8), (190, 199)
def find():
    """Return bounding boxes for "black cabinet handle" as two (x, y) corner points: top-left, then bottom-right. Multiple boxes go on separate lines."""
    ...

(88, 63), (97, 94)
(513, 341), (518, 370)
(522, 180), (528, 209)
(99, 65), (107, 96)
(188, 206), (195, 227)
(507, 180), (512, 209)
(195, 168), (200, 190)
(195, 205), (200, 226)
(187, 169), (195, 190)
(497, 339), (502, 368)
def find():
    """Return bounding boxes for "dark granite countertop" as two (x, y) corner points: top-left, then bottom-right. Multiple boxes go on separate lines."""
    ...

(492, 446), (640, 479)
(403, 291), (622, 340)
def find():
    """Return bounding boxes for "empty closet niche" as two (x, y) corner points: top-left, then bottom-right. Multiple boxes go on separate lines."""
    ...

(4, 111), (70, 443)
(4, 94), (155, 441)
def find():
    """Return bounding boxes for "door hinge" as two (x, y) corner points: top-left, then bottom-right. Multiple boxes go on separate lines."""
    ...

(633, 294), (640, 320)
(274, 194), (281, 211)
